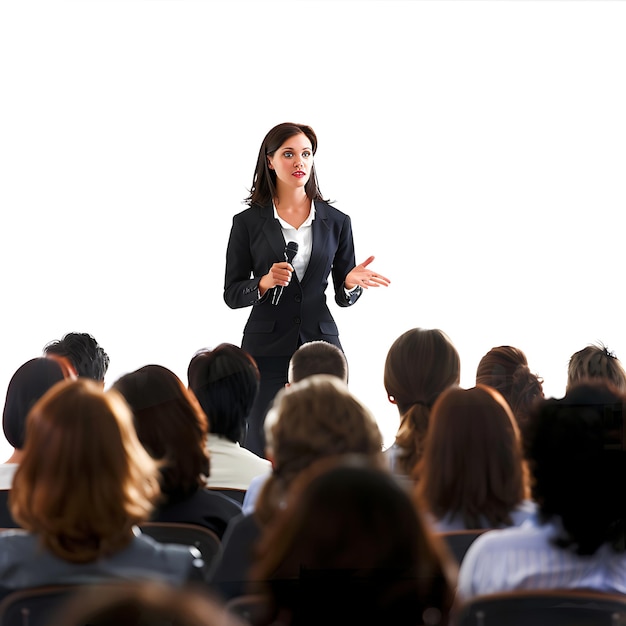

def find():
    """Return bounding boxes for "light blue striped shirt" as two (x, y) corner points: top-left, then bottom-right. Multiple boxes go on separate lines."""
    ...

(458, 517), (626, 601)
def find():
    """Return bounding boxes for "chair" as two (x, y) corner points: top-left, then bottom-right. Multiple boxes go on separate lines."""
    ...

(438, 529), (491, 565)
(454, 589), (626, 626)
(0, 584), (80, 626)
(138, 522), (222, 577)
(225, 594), (269, 626)
(207, 487), (247, 505)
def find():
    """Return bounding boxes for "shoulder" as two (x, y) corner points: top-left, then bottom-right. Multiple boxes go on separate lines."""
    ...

(233, 203), (272, 222)
(314, 200), (350, 221)
(0, 529), (35, 557)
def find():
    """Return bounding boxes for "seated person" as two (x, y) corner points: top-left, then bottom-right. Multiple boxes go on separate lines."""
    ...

(0, 379), (203, 597)
(1, 358), (68, 527)
(249, 455), (458, 626)
(458, 380), (626, 599)
(209, 375), (385, 600)
(567, 342), (626, 393)
(383, 328), (461, 480)
(475, 345), (544, 435)
(112, 364), (242, 538)
(415, 385), (536, 532)
(187, 344), (271, 501)
(242, 340), (349, 514)
(43, 331), (110, 385)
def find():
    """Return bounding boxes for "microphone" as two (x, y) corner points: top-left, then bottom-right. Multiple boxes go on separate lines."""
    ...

(272, 241), (299, 306)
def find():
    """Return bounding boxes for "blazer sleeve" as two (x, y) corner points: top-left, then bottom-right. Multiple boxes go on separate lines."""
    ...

(331, 212), (363, 308)
(223, 212), (268, 309)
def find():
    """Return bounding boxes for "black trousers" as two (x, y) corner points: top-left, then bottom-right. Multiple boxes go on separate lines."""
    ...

(243, 355), (290, 458)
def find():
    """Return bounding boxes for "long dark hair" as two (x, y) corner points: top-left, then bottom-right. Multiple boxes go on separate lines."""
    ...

(245, 122), (326, 206)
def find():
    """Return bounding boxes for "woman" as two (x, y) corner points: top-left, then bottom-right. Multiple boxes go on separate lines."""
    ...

(475, 345), (544, 435)
(223, 122), (390, 457)
(415, 385), (535, 532)
(187, 344), (271, 497)
(458, 380), (626, 600)
(0, 379), (202, 595)
(208, 374), (385, 600)
(112, 365), (242, 538)
(1, 357), (69, 527)
(249, 455), (458, 626)
(383, 328), (461, 480)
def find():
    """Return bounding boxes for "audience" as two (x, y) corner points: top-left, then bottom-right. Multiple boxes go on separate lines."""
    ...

(458, 380), (626, 599)
(187, 344), (271, 501)
(43, 331), (110, 385)
(241, 339), (349, 514)
(112, 364), (242, 539)
(475, 345), (544, 434)
(415, 385), (535, 532)
(249, 455), (458, 626)
(1, 357), (68, 527)
(384, 328), (461, 479)
(566, 342), (626, 393)
(209, 374), (385, 600)
(286, 339), (349, 386)
(0, 378), (203, 598)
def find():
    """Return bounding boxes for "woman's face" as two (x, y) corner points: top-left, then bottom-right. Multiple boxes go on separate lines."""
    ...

(267, 133), (313, 193)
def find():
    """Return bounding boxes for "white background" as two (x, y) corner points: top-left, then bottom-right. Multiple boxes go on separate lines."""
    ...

(1, 0), (625, 461)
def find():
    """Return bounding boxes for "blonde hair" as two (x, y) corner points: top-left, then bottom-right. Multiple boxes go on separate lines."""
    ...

(257, 375), (384, 524)
(11, 379), (161, 562)
(567, 343), (626, 393)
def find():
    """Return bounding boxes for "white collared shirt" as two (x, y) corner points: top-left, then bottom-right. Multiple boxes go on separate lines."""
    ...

(273, 201), (315, 280)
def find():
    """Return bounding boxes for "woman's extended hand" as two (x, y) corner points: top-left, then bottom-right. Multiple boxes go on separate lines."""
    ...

(259, 262), (294, 295)
(345, 256), (391, 290)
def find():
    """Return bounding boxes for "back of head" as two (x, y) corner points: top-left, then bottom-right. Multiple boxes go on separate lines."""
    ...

(187, 344), (260, 443)
(43, 332), (110, 382)
(56, 581), (246, 626)
(475, 345), (544, 429)
(384, 328), (461, 474)
(11, 379), (160, 562)
(113, 365), (210, 501)
(567, 343), (626, 393)
(3, 357), (65, 449)
(288, 340), (349, 384)
(251, 456), (457, 626)
(417, 385), (528, 528)
(525, 379), (626, 555)
(257, 375), (383, 523)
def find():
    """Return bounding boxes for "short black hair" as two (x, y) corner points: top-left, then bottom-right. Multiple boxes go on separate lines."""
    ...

(44, 332), (109, 382)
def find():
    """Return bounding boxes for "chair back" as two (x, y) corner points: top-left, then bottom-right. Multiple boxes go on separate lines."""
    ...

(455, 589), (626, 626)
(0, 585), (80, 626)
(438, 529), (491, 564)
(138, 522), (222, 576)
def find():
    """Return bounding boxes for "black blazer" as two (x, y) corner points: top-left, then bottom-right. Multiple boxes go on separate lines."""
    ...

(223, 200), (362, 358)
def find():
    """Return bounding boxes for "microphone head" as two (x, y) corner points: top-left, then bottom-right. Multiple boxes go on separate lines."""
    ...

(285, 241), (299, 263)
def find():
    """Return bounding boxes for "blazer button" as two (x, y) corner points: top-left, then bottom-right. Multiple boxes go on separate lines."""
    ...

(293, 317), (301, 325)
(295, 295), (302, 303)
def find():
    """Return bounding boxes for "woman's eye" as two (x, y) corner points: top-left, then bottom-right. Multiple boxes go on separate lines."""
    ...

(303, 151), (311, 158)
(283, 151), (293, 158)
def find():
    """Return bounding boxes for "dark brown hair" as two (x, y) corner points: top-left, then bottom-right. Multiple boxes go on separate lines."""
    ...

(245, 122), (325, 206)
(113, 365), (210, 502)
(416, 385), (530, 529)
(384, 328), (461, 476)
(475, 345), (544, 429)
(250, 455), (457, 625)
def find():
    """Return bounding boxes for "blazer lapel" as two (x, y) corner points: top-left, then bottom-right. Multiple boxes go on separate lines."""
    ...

(258, 203), (286, 260)
(302, 200), (330, 284)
